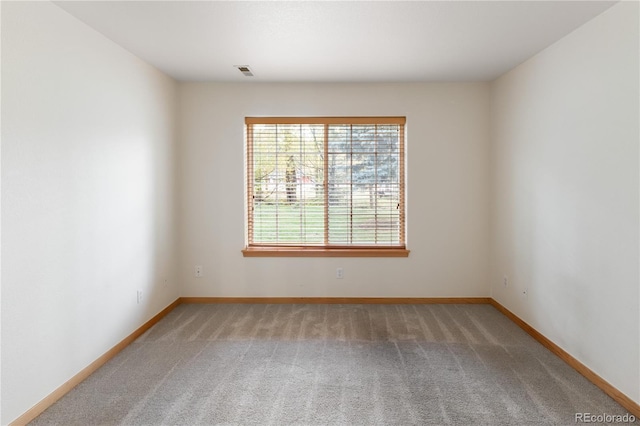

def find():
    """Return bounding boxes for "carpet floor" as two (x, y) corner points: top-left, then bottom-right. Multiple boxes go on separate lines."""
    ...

(31, 303), (636, 425)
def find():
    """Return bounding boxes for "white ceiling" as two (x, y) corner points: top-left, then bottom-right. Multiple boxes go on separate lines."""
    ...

(53, 1), (617, 82)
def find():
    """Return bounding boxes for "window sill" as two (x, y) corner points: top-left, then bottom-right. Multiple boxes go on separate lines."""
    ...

(242, 247), (410, 257)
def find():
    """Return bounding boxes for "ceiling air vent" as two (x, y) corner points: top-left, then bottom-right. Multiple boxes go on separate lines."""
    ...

(235, 65), (254, 77)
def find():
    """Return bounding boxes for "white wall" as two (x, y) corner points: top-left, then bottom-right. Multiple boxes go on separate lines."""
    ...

(178, 83), (490, 298)
(1, 2), (179, 423)
(490, 1), (639, 404)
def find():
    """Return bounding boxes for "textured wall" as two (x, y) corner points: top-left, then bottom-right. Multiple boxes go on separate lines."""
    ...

(490, 1), (639, 404)
(1, 2), (179, 423)
(177, 82), (491, 298)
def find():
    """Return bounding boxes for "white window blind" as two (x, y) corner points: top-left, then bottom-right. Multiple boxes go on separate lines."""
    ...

(246, 117), (406, 250)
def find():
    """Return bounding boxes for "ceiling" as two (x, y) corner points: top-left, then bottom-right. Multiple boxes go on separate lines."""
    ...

(53, 1), (617, 82)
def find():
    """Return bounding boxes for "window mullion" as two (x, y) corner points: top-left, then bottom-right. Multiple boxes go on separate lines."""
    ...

(275, 125), (279, 243)
(299, 125), (303, 243)
(349, 125), (353, 245)
(323, 124), (329, 246)
(374, 124), (378, 244)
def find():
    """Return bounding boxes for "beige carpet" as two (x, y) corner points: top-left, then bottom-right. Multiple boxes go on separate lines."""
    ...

(31, 304), (636, 425)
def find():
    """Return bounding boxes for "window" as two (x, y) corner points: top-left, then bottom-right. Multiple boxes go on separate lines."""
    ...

(243, 117), (408, 257)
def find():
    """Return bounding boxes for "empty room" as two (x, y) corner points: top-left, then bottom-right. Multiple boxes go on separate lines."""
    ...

(1, 0), (639, 425)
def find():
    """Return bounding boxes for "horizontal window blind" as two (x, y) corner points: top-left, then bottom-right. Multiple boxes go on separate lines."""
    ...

(246, 117), (405, 249)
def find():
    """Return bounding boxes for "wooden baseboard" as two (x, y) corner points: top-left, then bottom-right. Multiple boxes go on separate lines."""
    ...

(489, 299), (640, 418)
(179, 297), (492, 304)
(9, 298), (181, 426)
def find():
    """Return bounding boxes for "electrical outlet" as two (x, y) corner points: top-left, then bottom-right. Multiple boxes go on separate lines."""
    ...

(195, 265), (203, 278)
(503, 275), (508, 287)
(137, 290), (143, 304)
(336, 268), (344, 279)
